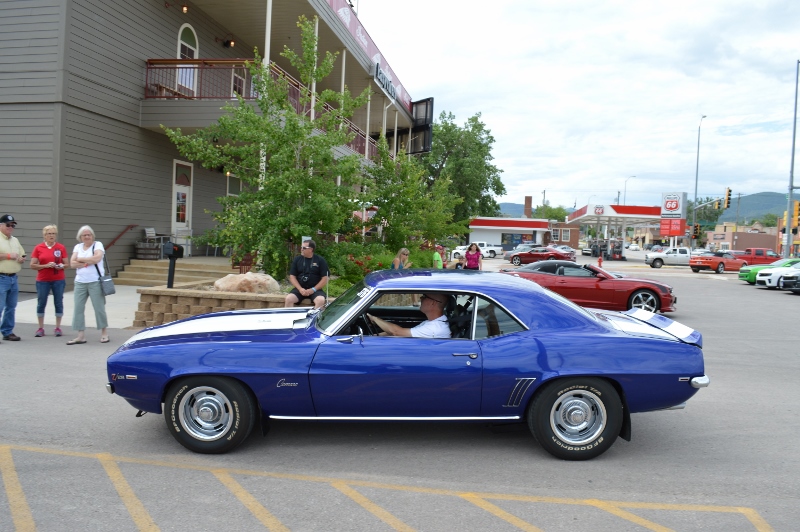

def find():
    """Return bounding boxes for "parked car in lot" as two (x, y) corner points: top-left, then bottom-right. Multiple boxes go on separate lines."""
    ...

(451, 242), (504, 260)
(501, 260), (676, 313)
(755, 262), (800, 289)
(734, 248), (781, 266)
(645, 247), (691, 268)
(628, 244), (640, 251)
(503, 244), (536, 261)
(508, 246), (576, 266)
(738, 258), (800, 284)
(780, 269), (800, 292)
(690, 251), (747, 274)
(107, 269), (708, 460)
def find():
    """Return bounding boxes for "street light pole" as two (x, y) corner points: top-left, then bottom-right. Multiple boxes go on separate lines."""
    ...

(692, 115), (707, 250)
(784, 60), (799, 258)
(624, 176), (635, 205)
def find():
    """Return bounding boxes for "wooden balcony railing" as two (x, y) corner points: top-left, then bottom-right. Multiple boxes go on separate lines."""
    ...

(145, 59), (380, 160)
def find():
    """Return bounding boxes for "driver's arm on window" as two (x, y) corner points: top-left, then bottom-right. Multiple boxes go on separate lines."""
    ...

(366, 314), (412, 337)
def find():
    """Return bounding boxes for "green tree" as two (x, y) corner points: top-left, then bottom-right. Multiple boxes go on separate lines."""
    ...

(163, 16), (369, 277)
(365, 136), (466, 250)
(535, 204), (569, 222)
(758, 213), (778, 227)
(421, 112), (505, 227)
(689, 196), (724, 230)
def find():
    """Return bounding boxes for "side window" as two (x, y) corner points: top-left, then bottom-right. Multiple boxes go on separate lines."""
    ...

(755, 249), (764, 256)
(177, 25), (198, 96)
(474, 297), (525, 340)
(563, 265), (592, 277)
(535, 263), (558, 274)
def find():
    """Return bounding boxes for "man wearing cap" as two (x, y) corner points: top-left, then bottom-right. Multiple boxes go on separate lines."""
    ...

(367, 293), (451, 338)
(0, 214), (26, 341)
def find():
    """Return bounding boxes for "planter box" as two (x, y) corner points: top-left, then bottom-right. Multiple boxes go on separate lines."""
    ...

(132, 281), (326, 328)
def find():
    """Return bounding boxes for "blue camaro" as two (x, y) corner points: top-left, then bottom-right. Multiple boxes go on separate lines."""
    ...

(106, 270), (709, 460)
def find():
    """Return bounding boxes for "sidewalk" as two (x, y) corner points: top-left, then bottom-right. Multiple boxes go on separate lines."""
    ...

(15, 285), (142, 330)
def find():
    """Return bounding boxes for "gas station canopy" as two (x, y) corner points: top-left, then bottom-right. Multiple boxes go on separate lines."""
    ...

(567, 204), (661, 227)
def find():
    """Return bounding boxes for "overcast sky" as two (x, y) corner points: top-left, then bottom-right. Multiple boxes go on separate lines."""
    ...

(355, 0), (799, 210)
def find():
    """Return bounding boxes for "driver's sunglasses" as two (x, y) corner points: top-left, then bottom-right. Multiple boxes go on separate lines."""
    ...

(301, 246), (311, 250)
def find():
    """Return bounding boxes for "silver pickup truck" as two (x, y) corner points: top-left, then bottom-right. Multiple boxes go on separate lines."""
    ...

(644, 247), (692, 268)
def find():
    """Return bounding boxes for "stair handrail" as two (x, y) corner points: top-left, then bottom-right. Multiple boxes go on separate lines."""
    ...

(107, 224), (139, 250)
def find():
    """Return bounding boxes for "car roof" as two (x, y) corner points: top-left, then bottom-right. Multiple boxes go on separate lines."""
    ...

(364, 269), (543, 293)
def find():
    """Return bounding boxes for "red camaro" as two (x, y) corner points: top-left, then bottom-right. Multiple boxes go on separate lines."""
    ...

(501, 260), (676, 312)
(508, 247), (576, 266)
(689, 251), (747, 274)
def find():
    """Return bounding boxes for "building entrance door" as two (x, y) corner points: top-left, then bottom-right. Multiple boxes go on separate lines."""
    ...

(172, 161), (193, 255)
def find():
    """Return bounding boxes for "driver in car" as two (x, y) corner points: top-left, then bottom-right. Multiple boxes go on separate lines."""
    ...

(367, 293), (451, 338)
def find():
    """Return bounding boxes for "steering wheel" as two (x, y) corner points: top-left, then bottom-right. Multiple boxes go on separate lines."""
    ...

(362, 313), (379, 336)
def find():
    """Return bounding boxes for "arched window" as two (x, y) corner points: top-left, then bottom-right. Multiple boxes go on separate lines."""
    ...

(177, 24), (198, 96)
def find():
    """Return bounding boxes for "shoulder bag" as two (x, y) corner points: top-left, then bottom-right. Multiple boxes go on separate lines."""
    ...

(93, 245), (116, 296)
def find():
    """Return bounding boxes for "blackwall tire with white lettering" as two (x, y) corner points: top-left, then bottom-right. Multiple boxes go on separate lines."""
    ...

(527, 378), (622, 460)
(164, 376), (256, 454)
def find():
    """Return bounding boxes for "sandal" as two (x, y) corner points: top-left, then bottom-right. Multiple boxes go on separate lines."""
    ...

(66, 339), (87, 345)
(100, 336), (110, 343)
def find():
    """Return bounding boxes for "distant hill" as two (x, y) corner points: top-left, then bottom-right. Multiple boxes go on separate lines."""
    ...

(718, 192), (788, 223)
(500, 192), (788, 223)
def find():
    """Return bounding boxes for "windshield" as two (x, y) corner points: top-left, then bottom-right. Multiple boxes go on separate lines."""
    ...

(315, 280), (370, 334)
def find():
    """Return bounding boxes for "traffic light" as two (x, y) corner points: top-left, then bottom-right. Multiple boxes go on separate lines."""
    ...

(794, 200), (800, 227)
(713, 200), (720, 210)
(723, 188), (731, 209)
(692, 224), (701, 239)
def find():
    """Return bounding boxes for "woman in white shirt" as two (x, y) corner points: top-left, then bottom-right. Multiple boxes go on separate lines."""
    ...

(67, 225), (108, 344)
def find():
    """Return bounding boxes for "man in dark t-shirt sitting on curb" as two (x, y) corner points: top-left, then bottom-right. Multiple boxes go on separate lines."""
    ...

(284, 239), (329, 309)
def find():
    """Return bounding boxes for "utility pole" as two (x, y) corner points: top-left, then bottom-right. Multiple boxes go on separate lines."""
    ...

(735, 193), (742, 232)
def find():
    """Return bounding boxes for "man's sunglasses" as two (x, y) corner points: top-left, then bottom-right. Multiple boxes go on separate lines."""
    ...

(301, 246), (312, 250)
(3, 223), (16, 228)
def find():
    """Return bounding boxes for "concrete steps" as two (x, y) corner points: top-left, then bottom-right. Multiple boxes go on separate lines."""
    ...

(114, 258), (237, 287)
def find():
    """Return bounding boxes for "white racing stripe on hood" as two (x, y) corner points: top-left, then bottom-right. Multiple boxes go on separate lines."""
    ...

(623, 308), (702, 344)
(126, 309), (308, 344)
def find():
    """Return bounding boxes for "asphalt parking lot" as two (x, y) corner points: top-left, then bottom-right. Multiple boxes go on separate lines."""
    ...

(1, 254), (795, 531)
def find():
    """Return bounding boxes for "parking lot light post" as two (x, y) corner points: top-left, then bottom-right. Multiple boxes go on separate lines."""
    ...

(692, 115), (706, 250)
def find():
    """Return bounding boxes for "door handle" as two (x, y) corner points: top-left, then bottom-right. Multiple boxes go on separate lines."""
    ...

(452, 352), (478, 359)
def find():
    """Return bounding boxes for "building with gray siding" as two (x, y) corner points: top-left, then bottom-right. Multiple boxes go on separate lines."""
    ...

(0, 0), (433, 291)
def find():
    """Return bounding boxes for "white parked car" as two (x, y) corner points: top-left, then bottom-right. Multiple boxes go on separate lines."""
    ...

(628, 244), (640, 251)
(450, 242), (504, 261)
(755, 262), (800, 289)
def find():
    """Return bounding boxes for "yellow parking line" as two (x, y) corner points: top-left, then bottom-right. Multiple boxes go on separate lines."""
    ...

(1, 444), (775, 531)
(0, 446), (36, 532)
(212, 470), (289, 531)
(331, 481), (415, 532)
(460, 493), (542, 532)
(96, 453), (159, 532)
(586, 499), (673, 532)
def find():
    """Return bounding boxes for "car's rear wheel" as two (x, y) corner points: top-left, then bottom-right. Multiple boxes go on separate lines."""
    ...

(453, 252), (461, 259)
(628, 289), (659, 312)
(164, 376), (256, 454)
(691, 267), (700, 273)
(652, 259), (663, 268)
(488, 251), (496, 258)
(715, 262), (725, 274)
(512, 256), (522, 266)
(528, 378), (622, 460)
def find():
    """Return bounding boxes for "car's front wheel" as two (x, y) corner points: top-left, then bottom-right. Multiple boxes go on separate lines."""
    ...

(512, 256), (522, 266)
(528, 378), (622, 460)
(628, 289), (659, 312)
(652, 259), (663, 268)
(164, 376), (256, 454)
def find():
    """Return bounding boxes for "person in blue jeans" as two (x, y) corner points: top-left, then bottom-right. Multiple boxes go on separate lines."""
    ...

(30, 224), (70, 337)
(0, 214), (26, 342)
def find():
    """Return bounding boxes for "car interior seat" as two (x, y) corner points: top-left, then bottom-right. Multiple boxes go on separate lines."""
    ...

(448, 297), (473, 339)
(556, 266), (565, 275)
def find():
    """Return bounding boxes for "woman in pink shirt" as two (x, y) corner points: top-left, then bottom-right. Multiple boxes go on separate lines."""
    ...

(464, 243), (483, 270)
(30, 224), (70, 337)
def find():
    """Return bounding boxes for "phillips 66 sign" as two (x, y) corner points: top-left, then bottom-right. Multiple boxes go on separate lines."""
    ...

(659, 192), (688, 236)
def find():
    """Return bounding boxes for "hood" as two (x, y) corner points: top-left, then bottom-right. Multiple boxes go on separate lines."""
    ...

(592, 308), (702, 347)
(122, 307), (313, 347)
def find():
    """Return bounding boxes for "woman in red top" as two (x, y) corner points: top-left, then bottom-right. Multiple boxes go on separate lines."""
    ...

(30, 224), (70, 337)
(464, 243), (483, 270)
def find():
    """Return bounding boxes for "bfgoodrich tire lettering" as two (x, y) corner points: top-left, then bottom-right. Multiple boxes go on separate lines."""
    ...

(164, 376), (256, 454)
(528, 378), (622, 460)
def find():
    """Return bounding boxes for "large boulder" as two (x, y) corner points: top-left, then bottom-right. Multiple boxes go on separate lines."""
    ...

(214, 272), (281, 294)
